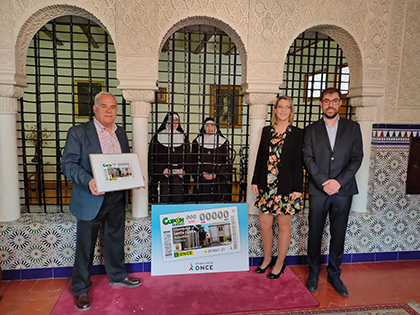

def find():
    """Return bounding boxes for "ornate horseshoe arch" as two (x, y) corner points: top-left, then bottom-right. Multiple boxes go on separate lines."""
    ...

(15, 4), (111, 87)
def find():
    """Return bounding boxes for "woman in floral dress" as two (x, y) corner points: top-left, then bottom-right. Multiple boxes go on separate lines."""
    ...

(251, 95), (304, 279)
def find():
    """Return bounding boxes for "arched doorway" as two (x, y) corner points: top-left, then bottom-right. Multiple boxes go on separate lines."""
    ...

(272, 30), (352, 209)
(149, 25), (248, 204)
(19, 16), (130, 213)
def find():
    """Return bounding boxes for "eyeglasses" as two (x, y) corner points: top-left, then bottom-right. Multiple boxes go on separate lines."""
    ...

(322, 98), (341, 105)
(276, 105), (291, 110)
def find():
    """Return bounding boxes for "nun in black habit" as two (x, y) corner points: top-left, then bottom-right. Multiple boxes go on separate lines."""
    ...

(149, 112), (190, 203)
(191, 117), (230, 202)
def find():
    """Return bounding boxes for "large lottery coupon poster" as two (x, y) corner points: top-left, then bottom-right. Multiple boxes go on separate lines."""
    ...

(151, 203), (249, 276)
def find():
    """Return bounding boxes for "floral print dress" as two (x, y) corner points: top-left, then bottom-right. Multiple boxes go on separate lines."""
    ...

(254, 126), (302, 216)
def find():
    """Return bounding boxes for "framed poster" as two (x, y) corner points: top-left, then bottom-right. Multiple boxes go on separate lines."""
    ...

(75, 80), (104, 118)
(210, 85), (242, 128)
(89, 153), (145, 192)
(151, 203), (249, 276)
(155, 87), (167, 103)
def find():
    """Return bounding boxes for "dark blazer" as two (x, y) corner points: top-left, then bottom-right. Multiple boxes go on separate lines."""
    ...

(252, 125), (304, 194)
(61, 120), (130, 221)
(302, 118), (363, 196)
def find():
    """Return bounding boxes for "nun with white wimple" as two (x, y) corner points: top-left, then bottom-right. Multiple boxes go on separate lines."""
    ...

(149, 112), (190, 203)
(191, 117), (229, 202)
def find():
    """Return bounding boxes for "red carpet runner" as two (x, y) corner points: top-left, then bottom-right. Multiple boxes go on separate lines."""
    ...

(52, 267), (319, 314)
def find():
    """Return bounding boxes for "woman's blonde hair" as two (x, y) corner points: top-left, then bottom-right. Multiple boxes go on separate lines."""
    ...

(271, 95), (295, 126)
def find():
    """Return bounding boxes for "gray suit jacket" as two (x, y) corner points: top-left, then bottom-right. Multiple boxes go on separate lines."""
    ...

(61, 120), (130, 221)
(302, 118), (363, 196)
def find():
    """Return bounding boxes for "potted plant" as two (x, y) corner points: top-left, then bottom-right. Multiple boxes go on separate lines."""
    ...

(25, 124), (52, 162)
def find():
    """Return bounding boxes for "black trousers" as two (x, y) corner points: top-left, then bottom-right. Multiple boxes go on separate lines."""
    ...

(307, 194), (353, 278)
(71, 191), (127, 296)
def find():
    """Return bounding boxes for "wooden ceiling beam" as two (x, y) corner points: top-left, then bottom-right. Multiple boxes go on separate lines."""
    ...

(224, 45), (236, 55)
(79, 25), (99, 48)
(193, 34), (213, 54)
(41, 26), (63, 46)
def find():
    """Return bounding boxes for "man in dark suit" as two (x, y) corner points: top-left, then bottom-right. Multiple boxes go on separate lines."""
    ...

(303, 87), (363, 297)
(62, 92), (141, 311)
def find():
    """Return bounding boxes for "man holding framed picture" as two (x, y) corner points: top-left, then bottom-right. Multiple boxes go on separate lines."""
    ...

(62, 91), (141, 311)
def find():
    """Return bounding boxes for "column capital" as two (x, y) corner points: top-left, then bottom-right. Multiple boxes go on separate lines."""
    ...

(350, 96), (382, 108)
(131, 101), (151, 118)
(349, 95), (381, 122)
(0, 84), (22, 114)
(249, 104), (268, 120)
(244, 93), (277, 106)
(0, 84), (24, 99)
(122, 89), (155, 103)
(0, 98), (17, 114)
(244, 93), (276, 120)
(354, 106), (377, 121)
(122, 89), (155, 118)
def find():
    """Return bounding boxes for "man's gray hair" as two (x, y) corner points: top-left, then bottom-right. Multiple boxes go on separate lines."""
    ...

(94, 91), (117, 107)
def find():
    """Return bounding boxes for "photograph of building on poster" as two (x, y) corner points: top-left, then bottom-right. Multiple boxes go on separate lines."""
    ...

(106, 166), (133, 180)
(172, 223), (232, 252)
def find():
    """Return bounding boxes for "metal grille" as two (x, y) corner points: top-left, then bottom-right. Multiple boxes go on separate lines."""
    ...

(19, 24), (351, 211)
(19, 16), (131, 213)
(279, 31), (352, 208)
(149, 26), (248, 204)
(279, 31), (352, 128)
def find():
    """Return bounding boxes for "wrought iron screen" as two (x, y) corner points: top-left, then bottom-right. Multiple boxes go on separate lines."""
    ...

(19, 23), (352, 212)
(149, 26), (248, 204)
(279, 31), (352, 128)
(19, 16), (131, 213)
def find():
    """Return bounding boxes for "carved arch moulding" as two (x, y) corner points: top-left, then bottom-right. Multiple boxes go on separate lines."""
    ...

(158, 15), (248, 81)
(282, 24), (363, 93)
(14, 4), (114, 87)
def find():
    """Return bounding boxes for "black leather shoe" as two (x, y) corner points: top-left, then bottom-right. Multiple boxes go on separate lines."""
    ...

(327, 275), (348, 297)
(267, 263), (286, 279)
(254, 258), (274, 274)
(74, 293), (91, 311)
(306, 272), (319, 291)
(109, 276), (142, 288)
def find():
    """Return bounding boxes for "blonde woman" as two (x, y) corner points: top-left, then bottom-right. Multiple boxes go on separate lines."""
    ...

(251, 95), (304, 279)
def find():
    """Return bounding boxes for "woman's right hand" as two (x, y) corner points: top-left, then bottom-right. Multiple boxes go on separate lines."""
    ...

(251, 184), (259, 194)
(163, 168), (170, 177)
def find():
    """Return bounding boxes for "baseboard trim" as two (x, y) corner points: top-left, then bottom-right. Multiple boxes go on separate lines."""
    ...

(3, 251), (419, 281)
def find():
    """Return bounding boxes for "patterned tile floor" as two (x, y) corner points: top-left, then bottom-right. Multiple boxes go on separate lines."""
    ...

(0, 261), (419, 314)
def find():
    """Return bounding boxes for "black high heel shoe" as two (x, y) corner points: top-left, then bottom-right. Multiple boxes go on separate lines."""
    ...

(254, 258), (274, 274)
(267, 263), (286, 279)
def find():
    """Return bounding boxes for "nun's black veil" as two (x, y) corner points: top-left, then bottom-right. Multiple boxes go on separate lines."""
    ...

(198, 117), (225, 137)
(156, 112), (184, 133)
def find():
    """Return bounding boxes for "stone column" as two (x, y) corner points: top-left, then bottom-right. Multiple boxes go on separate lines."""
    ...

(0, 85), (23, 221)
(349, 96), (378, 213)
(123, 89), (154, 218)
(244, 93), (277, 215)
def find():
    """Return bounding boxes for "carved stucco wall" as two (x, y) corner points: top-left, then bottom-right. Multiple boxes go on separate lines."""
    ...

(12, 0), (116, 32)
(383, 0), (420, 122)
(115, 0), (250, 90)
(384, 0), (420, 122)
(385, 0), (406, 112)
(399, 1), (420, 108)
(0, 0), (14, 78)
(4, 0), (420, 121)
